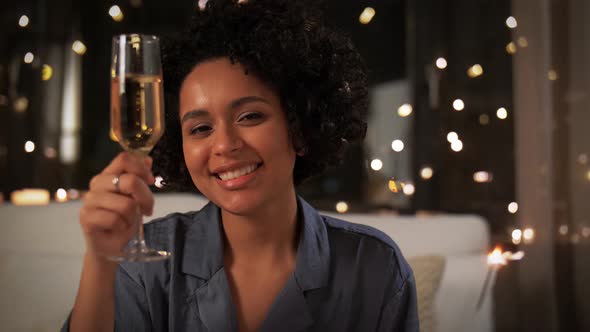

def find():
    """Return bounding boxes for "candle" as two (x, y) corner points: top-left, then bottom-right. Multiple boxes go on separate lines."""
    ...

(476, 247), (525, 310)
(10, 189), (51, 206)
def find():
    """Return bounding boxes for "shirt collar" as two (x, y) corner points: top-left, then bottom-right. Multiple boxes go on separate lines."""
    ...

(181, 196), (331, 291)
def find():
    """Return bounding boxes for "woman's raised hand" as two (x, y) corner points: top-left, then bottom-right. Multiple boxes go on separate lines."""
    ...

(79, 152), (155, 259)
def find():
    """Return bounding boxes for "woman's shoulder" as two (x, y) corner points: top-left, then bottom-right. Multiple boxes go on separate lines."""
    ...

(321, 214), (398, 250)
(320, 214), (413, 280)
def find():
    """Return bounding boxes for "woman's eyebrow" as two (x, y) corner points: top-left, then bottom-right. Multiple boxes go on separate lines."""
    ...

(180, 110), (209, 124)
(229, 96), (270, 110)
(180, 96), (269, 124)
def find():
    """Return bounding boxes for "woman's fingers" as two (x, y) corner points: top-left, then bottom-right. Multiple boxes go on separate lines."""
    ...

(82, 192), (138, 229)
(101, 152), (155, 185)
(79, 207), (136, 255)
(88, 173), (154, 216)
(80, 206), (128, 233)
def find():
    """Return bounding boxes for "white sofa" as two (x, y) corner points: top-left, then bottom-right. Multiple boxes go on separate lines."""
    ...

(0, 193), (492, 332)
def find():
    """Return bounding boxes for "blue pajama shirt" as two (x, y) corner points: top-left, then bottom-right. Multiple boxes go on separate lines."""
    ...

(63, 197), (419, 331)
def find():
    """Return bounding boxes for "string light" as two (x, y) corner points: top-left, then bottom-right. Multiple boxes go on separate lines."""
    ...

(452, 99), (465, 111)
(467, 64), (484, 78)
(517, 37), (528, 48)
(506, 42), (517, 54)
(577, 154), (588, 165)
(18, 15), (29, 27)
(496, 107), (508, 119)
(55, 188), (68, 203)
(420, 166), (434, 180)
(523, 228), (535, 243)
(506, 16), (518, 29)
(24, 141), (35, 153)
(13, 97), (29, 113)
(109, 5), (124, 22)
(397, 104), (413, 117)
(436, 57), (447, 69)
(72, 41), (87, 55)
(68, 189), (81, 200)
(508, 202), (518, 214)
(370, 159), (383, 171)
(473, 171), (493, 183)
(548, 70), (558, 81)
(335, 201), (349, 213)
(447, 131), (459, 143)
(559, 224), (569, 235)
(512, 229), (522, 245)
(479, 114), (490, 125)
(42, 64), (53, 81)
(451, 140), (463, 152)
(359, 7), (376, 24)
(402, 183), (415, 196)
(388, 179), (400, 193)
(24, 52), (34, 64)
(391, 140), (404, 152)
(582, 227), (590, 238)
(585, 170), (590, 181)
(155, 176), (164, 188)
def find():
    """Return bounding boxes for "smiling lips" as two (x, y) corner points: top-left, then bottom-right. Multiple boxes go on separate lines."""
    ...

(217, 164), (259, 181)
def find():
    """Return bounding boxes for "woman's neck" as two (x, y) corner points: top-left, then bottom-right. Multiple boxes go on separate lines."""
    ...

(221, 190), (299, 267)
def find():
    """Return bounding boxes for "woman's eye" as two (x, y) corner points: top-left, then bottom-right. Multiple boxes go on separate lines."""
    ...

(189, 125), (212, 135)
(238, 112), (264, 122)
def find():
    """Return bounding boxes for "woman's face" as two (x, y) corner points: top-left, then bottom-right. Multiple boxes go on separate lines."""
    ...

(179, 58), (297, 215)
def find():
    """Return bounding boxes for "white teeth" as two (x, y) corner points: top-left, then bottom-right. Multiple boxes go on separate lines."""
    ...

(218, 164), (258, 181)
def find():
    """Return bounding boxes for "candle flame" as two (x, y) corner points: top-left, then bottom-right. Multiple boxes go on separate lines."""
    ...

(487, 246), (507, 266)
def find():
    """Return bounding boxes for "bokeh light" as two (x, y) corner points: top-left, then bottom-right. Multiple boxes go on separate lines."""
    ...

(451, 140), (463, 152)
(72, 40), (87, 55)
(370, 159), (383, 171)
(497, 107), (508, 119)
(18, 15), (29, 27)
(467, 64), (483, 78)
(391, 140), (404, 152)
(453, 99), (465, 111)
(506, 16), (518, 29)
(436, 57), (447, 69)
(420, 167), (434, 180)
(508, 202), (518, 214)
(397, 104), (413, 117)
(336, 201), (349, 213)
(24, 52), (34, 64)
(24, 141), (35, 153)
(359, 7), (376, 24)
(447, 131), (459, 143)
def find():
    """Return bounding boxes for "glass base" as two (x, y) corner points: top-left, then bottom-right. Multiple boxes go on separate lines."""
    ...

(106, 240), (171, 262)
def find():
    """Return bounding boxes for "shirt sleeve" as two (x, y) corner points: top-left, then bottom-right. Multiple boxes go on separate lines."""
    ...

(377, 274), (420, 332)
(59, 266), (153, 332)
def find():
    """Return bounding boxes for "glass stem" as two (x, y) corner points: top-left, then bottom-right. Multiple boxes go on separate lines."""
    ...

(133, 205), (147, 251)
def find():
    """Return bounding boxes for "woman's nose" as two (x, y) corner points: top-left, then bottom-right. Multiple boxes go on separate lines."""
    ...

(211, 125), (244, 155)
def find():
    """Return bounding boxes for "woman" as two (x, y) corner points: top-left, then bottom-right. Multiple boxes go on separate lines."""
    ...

(65, 0), (418, 331)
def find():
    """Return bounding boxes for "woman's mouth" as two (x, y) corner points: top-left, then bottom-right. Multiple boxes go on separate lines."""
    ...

(214, 163), (262, 181)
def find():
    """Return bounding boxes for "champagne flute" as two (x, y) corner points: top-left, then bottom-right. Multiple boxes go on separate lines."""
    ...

(110, 34), (170, 262)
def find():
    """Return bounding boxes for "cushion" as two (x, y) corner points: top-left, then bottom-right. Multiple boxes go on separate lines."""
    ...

(407, 255), (446, 332)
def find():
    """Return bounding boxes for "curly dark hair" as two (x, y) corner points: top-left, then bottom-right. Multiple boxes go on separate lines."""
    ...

(151, 0), (368, 191)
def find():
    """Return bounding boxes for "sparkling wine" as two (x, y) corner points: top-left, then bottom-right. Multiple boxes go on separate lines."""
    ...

(111, 74), (164, 155)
